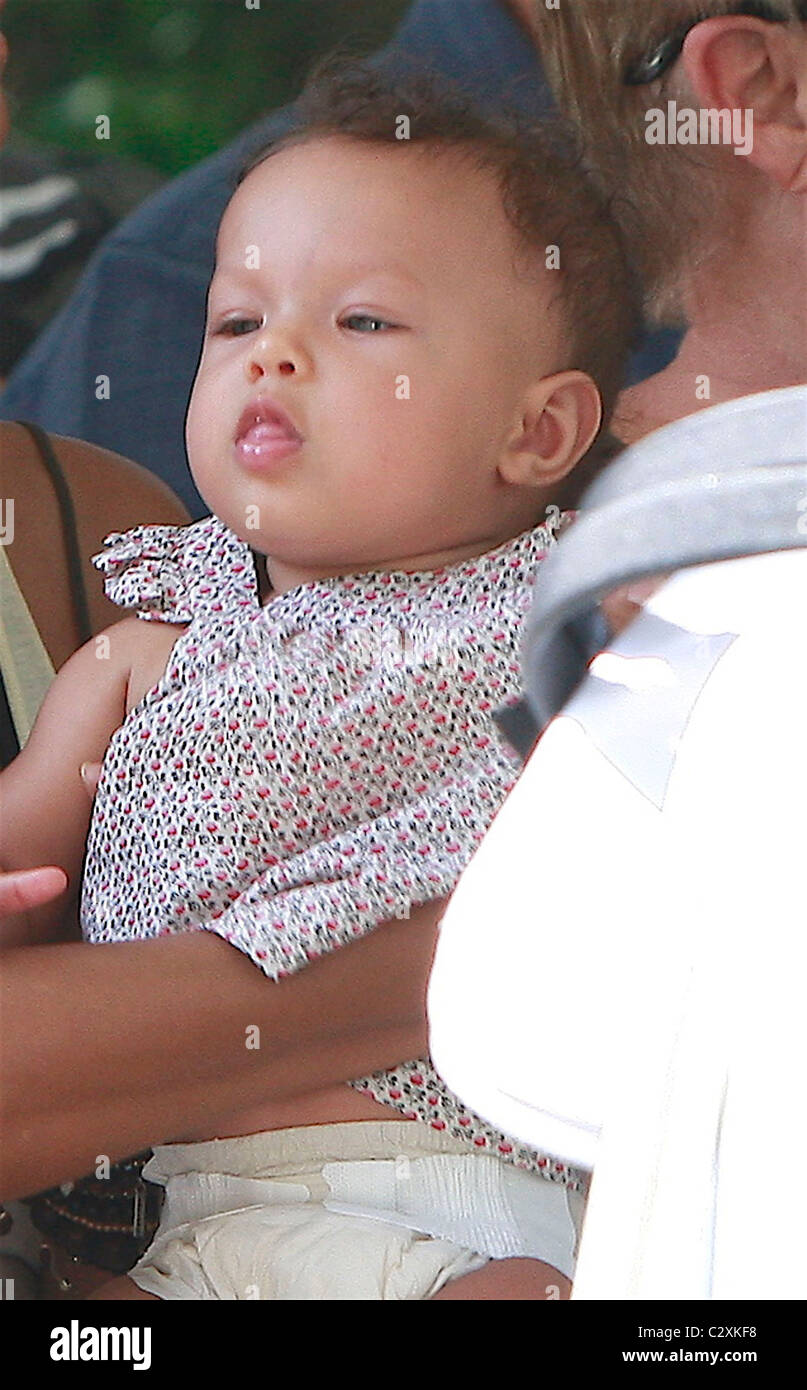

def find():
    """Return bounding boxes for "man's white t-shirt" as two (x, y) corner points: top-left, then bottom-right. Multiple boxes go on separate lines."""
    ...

(428, 548), (807, 1298)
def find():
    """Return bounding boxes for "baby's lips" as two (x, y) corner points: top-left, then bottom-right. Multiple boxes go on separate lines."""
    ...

(235, 396), (303, 446)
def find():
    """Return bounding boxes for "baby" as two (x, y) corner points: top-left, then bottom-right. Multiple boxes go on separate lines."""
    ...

(1, 59), (637, 1300)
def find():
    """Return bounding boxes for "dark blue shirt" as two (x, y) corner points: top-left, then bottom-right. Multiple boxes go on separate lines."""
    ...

(0, 0), (676, 516)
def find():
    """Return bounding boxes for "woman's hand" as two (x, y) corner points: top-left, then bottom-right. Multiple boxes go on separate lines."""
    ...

(0, 866), (67, 920)
(0, 759), (98, 945)
(0, 865), (69, 948)
(79, 762), (102, 795)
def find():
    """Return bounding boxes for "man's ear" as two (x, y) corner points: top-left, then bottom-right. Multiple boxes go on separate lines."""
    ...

(498, 370), (602, 489)
(681, 15), (807, 191)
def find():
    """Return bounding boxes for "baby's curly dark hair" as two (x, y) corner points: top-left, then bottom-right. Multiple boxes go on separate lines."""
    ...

(240, 53), (641, 470)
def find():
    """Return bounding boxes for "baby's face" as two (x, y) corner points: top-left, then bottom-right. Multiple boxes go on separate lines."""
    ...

(187, 135), (562, 590)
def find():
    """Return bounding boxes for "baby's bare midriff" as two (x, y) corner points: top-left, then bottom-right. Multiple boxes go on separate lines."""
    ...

(172, 1080), (408, 1143)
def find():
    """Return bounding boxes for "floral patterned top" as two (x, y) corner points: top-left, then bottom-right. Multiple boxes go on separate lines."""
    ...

(82, 511), (583, 1191)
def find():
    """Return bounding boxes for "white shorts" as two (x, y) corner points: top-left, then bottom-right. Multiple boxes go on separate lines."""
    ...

(130, 1121), (583, 1300)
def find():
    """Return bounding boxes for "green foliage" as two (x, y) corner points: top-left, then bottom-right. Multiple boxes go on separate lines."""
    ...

(4, 0), (410, 173)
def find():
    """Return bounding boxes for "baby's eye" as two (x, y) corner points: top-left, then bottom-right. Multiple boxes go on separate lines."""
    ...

(340, 313), (397, 333)
(213, 317), (263, 337)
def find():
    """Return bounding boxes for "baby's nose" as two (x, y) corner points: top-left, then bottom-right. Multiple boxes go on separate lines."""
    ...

(246, 336), (310, 382)
(247, 357), (295, 382)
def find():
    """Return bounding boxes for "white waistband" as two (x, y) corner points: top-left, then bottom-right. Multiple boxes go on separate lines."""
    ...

(143, 1133), (579, 1279)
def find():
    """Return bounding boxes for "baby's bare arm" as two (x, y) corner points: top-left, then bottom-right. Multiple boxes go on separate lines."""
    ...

(0, 617), (448, 1195)
(0, 616), (158, 945)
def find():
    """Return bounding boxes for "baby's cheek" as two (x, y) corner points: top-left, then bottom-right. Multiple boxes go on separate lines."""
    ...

(184, 394), (205, 465)
(186, 360), (222, 437)
(186, 384), (224, 474)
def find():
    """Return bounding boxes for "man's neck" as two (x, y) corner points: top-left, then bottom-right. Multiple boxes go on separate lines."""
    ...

(616, 189), (807, 444)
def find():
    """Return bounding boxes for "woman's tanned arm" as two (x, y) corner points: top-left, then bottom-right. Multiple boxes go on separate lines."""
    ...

(0, 900), (442, 1200)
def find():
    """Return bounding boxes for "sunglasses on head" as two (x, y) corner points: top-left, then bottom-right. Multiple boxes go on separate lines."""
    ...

(624, 0), (807, 85)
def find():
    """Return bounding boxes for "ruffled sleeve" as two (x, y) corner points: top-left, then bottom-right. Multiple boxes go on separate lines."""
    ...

(92, 514), (257, 624)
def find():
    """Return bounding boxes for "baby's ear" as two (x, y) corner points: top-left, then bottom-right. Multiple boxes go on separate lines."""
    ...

(498, 371), (602, 489)
(681, 15), (807, 190)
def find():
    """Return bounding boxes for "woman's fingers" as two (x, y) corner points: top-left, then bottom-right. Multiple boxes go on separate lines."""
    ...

(0, 866), (68, 916)
(79, 761), (103, 795)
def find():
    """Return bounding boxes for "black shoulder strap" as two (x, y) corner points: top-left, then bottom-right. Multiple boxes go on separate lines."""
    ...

(13, 421), (94, 646)
(0, 668), (20, 770)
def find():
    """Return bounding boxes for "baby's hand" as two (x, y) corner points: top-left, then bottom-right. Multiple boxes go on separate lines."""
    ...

(601, 576), (668, 637)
